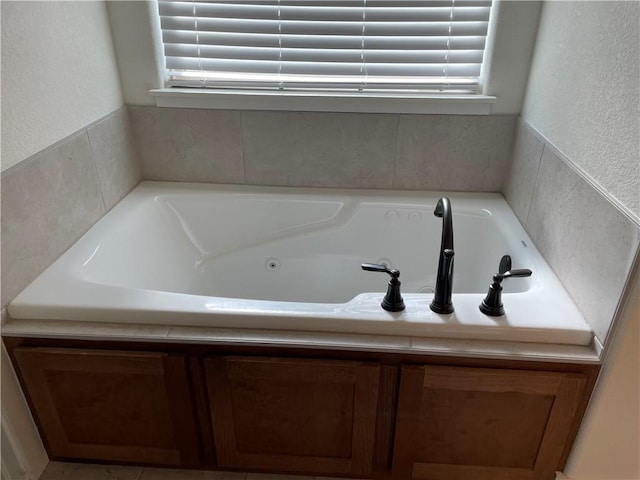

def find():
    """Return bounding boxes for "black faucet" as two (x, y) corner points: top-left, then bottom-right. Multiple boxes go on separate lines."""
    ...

(430, 197), (455, 314)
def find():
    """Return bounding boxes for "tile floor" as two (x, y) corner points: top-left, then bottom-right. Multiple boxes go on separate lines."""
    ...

(38, 462), (345, 480)
(38, 462), (569, 480)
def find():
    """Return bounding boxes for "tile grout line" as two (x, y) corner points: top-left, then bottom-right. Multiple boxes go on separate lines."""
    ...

(239, 110), (248, 185)
(523, 140), (546, 229)
(391, 113), (401, 188)
(84, 128), (108, 213)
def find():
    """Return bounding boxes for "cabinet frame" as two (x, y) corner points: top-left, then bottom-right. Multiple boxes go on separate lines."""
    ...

(3, 336), (600, 479)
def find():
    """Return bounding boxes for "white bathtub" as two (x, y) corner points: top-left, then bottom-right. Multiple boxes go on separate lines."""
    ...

(8, 182), (592, 346)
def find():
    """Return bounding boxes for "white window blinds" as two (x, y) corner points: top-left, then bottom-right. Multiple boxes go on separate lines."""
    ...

(158, 0), (493, 93)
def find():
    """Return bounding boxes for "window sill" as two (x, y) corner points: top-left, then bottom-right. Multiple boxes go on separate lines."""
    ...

(149, 88), (497, 115)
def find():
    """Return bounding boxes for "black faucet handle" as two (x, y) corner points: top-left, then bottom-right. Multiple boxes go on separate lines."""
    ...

(498, 254), (512, 274)
(480, 268), (533, 316)
(504, 268), (533, 277)
(361, 263), (400, 279)
(361, 263), (405, 312)
(494, 268), (532, 282)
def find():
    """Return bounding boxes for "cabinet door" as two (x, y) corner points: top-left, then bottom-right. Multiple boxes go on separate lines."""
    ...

(13, 347), (199, 466)
(205, 356), (379, 476)
(392, 365), (586, 480)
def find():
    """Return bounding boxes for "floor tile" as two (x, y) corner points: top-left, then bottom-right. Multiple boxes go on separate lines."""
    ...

(39, 463), (364, 480)
(246, 474), (314, 480)
(140, 468), (246, 480)
(39, 461), (142, 480)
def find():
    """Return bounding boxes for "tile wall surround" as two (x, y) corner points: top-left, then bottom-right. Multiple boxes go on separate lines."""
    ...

(1, 107), (141, 307)
(129, 106), (517, 191)
(503, 119), (640, 344)
(5, 105), (636, 351)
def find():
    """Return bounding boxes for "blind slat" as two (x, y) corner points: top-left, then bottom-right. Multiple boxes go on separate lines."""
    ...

(160, 17), (490, 37)
(159, 2), (490, 22)
(163, 0), (493, 8)
(165, 57), (482, 76)
(162, 31), (487, 50)
(165, 44), (485, 64)
(158, 0), (493, 92)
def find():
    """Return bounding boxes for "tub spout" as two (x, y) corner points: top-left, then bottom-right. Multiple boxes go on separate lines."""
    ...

(430, 197), (455, 314)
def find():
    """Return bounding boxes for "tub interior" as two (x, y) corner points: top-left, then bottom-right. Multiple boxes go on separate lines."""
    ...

(81, 192), (533, 304)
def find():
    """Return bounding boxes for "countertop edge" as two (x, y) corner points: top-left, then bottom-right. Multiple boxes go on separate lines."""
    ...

(1, 317), (602, 364)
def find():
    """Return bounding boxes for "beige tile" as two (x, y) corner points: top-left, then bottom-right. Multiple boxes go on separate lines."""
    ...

(39, 461), (142, 480)
(129, 107), (244, 184)
(1, 132), (106, 306)
(526, 146), (640, 342)
(394, 115), (516, 192)
(242, 111), (397, 189)
(141, 468), (245, 480)
(88, 107), (142, 210)
(502, 120), (545, 225)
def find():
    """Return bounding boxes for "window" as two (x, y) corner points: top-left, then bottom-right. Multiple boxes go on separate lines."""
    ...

(157, 0), (493, 95)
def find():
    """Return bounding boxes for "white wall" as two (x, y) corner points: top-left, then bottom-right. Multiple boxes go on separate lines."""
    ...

(564, 270), (639, 480)
(521, 2), (640, 479)
(109, 0), (540, 114)
(522, 1), (640, 221)
(1, 0), (123, 171)
(106, 0), (164, 107)
(480, 0), (541, 114)
(1, 2), (125, 477)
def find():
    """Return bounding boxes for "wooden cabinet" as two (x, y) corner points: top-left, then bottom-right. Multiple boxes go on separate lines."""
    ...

(392, 365), (586, 480)
(5, 338), (597, 479)
(204, 356), (380, 476)
(12, 347), (199, 466)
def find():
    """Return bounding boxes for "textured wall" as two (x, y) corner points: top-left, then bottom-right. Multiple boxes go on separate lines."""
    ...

(522, 1), (640, 219)
(509, 2), (640, 478)
(0, 4), (139, 476)
(1, 1), (123, 171)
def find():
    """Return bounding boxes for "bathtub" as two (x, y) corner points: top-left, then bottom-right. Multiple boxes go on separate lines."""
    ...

(7, 182), (592, 346)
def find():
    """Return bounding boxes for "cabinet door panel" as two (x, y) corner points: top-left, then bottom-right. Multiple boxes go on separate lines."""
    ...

(13, 347), (199, 466)
(205, 356), (379, 475)
(393, 365), (585, 480)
